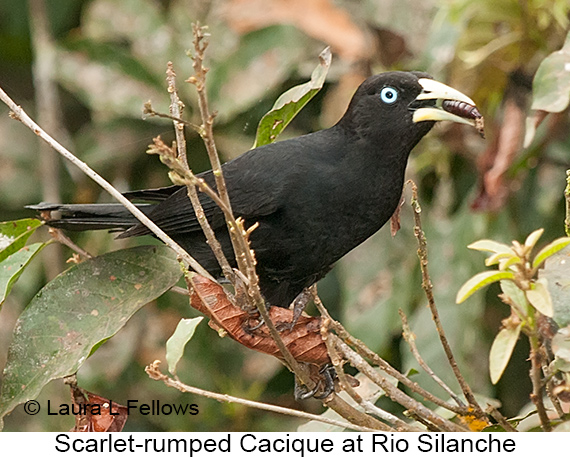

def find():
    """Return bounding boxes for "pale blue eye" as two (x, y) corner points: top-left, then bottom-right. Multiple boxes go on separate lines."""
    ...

(380, 87), (398, 104)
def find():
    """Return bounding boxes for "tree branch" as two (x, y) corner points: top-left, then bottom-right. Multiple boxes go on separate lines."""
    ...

(407, 180), (486, 419)
(145, 360), (376, 432)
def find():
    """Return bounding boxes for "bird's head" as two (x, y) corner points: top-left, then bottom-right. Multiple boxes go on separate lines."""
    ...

(338, 71), (483, 150)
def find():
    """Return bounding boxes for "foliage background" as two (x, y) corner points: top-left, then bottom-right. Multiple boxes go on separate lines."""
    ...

(0, 0), (569, 431)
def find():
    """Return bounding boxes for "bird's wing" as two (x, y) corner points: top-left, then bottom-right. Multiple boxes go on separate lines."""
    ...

(121, 142), (294, 238)
(122, 186), (181, 202)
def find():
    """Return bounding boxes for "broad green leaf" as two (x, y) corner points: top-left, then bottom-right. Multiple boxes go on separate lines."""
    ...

(166, 317), (203, 376)
(532, 237), (570, 270)
(531, 31), (570, 113)
(489, 323), (522, 384)
(485, 251), (516, 267)
(467, 239), (514, 255)
(524, 228), (544, 251)
(0, 219), (43, 263)
(540, 246), (570, 326)
(498, 255), (522, 271)
(456, 270), (515, 304)
(0, 243), (46, 308)
(500, 280), (528, 311)
(253, 47), (332, 148)
(0, 245), (182, 426)
(526, 279), (554, 317)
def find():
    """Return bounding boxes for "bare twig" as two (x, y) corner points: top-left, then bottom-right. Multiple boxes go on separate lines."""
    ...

(143, 101), (203, 134)
(529, 335), (551, 431)
(47, 227), (93, 260)
(399, 309), (465, 408)
(0, 86), (214, 281)
(332, 334), (467, 432)
(321, 320), (411, 431)
(407, 180), (485, 419)
(188, 24), (230, 211)
(165, 63), (233, 279)
(312, 291), (467, 416)
(145, 360), (376, 432)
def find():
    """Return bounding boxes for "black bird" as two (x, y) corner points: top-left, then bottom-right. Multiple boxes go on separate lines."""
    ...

(30, 72), (482, 309)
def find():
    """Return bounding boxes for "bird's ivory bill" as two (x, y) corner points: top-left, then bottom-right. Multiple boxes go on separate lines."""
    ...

(412, 78), (479, 127)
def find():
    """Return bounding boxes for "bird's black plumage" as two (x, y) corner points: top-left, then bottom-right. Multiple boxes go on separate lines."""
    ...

(30, 71), (481, 308)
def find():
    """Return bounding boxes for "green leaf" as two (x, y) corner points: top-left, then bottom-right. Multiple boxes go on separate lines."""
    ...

(253, 47), (332, 148)
(498, 255), (522, 271)
(0, 245), (182, 426)
(467, 239), (514, 255)
(456, 270), (515, 304)
(524, 228), (544, 251)
(0, 243), (46, 308)
(166, 317), (203, 376)
(531, 31), (570, 113)
(485, 251), (516, 267)
(500, 280), (528, 311)
(489, 323), (522, 384)
(526, 279), (554, 317)
(0, 219), (43, 263)
(532, 237), (570, 270)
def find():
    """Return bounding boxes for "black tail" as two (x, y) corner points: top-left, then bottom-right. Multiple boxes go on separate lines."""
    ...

(26, 202), (155, 232)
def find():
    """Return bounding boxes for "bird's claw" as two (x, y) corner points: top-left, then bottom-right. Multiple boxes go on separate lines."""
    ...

(294, 364), (336, 400)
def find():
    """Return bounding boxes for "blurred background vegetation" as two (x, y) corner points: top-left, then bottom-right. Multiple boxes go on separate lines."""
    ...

(1, 0), (569, 431)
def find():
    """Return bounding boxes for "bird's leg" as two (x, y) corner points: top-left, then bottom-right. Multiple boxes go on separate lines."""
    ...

(294, 364), (336, 400)
(244, 312), (266, 333)
(277, 288), (313, 332)
(312, 364), (336, 399)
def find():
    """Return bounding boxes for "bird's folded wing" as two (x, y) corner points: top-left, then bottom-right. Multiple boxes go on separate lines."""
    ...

(120, 165), (283, 238)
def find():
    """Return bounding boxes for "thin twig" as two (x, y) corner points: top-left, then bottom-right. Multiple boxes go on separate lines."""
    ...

(188, 24), (231, 212)
(170, 285), (190, 296)
(0, 86), (214, 281)
(407, 180), (485, 419)
(529, 334), (552, 431)
(143, 101), (203, 134)
(332, 334), (467, 432)
(321, 320), (409, 431)
(47, 227), (93, 260)
(312, 291), (467, 416)
(145, 360), (376, 432)
(165, 63), (233, 279)
(399, 309), (466, 408)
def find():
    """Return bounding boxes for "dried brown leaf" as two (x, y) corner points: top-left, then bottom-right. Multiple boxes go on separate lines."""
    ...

(70, 387), (128, 432)
(188, 274), (330, 366)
